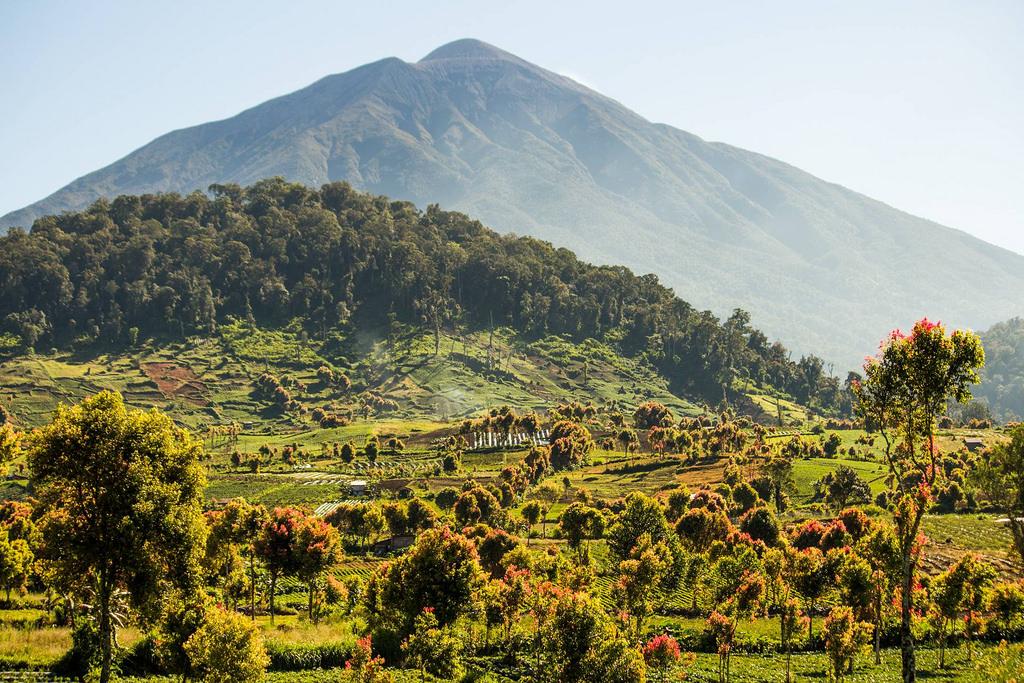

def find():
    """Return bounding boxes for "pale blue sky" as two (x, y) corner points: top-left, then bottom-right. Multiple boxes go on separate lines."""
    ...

(2, 0), (1022, 253)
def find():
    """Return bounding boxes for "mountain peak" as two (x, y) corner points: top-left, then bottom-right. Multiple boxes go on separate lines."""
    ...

(419, 38), (518, 63)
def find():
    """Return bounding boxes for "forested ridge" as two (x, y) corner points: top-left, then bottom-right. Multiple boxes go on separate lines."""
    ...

(976, 317), (1024, 421)
(0, 178), (845, 410)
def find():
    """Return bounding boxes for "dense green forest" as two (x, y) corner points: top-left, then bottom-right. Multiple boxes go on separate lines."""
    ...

(0, 179), (848, 412)
(975, 318), (1024, 422)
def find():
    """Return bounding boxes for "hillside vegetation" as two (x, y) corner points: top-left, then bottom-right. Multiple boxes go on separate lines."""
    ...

(975, 317), (1024, 421)
(0, 179), (850, 425)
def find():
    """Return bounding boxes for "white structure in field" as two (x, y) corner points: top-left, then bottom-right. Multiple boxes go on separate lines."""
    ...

(469, 430), (550, 450)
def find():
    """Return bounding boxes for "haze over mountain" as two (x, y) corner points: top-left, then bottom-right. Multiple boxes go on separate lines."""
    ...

(4, 38), (1022, 368)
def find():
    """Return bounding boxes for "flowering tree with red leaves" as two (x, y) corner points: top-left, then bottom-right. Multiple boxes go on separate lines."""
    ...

(643, 633), (688, 683)
(779, 598), (808, 683)
(790, 519), (826, 550)
(490, 566), (532, 642)
(345, 635), (391, 683)
(707, 610), (736, 683)
(853, 318), (984, 683)
(255, 507), (305, 625)
(295, 514), (343, 623)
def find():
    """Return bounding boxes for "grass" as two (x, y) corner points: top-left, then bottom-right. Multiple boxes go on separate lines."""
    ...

(0, 625), (70, 668)
(683, 643), (1021, 682)
(0, 624), (143, 670)
(922, 514), (1013, 553)
(790, 456), (889, 503)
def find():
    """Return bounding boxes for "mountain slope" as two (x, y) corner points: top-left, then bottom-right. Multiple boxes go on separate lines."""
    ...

(4, 38), (1022, 368)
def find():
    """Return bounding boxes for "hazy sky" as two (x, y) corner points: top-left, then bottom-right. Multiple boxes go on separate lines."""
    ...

(2, 0), (1022, 253)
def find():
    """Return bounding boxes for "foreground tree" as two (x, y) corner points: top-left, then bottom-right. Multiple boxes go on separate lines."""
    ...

(612, 535), (668, 639)
(822, 606), (866, 682)
(779, 598), (806, 683)
(0, 530), (32, 602)
(854, 319), (984, 683)
(707, 610), (736, 683)
(28, 392), (207, 683)
(642, 634), (686, 683)
(542, 589), (646, 683)
(858, 521), (900, 663)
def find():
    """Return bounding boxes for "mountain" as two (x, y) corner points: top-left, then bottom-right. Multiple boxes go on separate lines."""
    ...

(0, 180), (839, 427)
(974, 317), (1024, 422)
(4, 38), (1022, 368)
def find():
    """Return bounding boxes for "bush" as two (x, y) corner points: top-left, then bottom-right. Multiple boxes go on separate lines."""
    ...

(184, 607), (269, 683)
(264, 641), (353, 671)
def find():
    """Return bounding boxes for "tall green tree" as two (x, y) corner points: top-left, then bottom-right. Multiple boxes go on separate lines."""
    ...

(606, 492), (671, 561)
(215, 499), (269, 621)
(365, 526), (483, 637)
(854, 319), (984, 683)
(27, 391), (207, 683)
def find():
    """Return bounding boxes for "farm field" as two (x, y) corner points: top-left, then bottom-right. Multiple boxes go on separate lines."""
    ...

(2, 404), (1022, 681)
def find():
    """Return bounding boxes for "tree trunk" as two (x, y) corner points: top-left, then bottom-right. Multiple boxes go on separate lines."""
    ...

(308, 580), (314, 623)
(874, 591), (882, 664)
(269, 571), (277, 626)
(938, 620), (946, 668)
(249, 553), (257, 621)
(98, 573), (113, 683)
(966, 614), (974, 662)
(900, 551), (916, 682)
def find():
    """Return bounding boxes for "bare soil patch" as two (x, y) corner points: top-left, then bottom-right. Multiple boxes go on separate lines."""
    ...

(141, 362), (209, 406)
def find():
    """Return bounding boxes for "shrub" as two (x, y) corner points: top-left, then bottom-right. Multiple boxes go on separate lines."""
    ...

(184, 607), (269, 683)
(739, 506), (780, 546)
(634, 401), (674, 429)
(264, 641), (352, 671)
